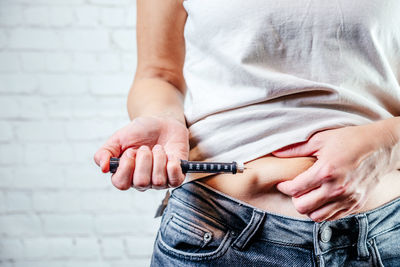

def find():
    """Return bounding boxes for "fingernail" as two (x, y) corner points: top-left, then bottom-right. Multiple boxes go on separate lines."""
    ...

(139, 145), (149, 151)
(153, 144), (162, 151)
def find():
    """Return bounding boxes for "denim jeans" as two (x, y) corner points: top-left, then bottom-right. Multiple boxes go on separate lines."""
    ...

(151, 181), (400, 267)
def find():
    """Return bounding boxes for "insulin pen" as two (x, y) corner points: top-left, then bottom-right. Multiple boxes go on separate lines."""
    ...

(109, 157), (246, 174)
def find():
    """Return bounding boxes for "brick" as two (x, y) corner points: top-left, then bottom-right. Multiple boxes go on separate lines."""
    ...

(24, 143), (48, 165)
(121, 53), (137, 73)
(0, 6), (23, 26)
(18, 97), (46, 119)
(0, 143), (23, 165)
(112, 29), (136, 51)
(47, 238), (74, 259)
(100, 237), (125, 259)
(95, 214), (141, 234)
(64, 166), (109, 190)
(0, 121), (13, 141)
(88, 0), (133, 5)
(64, 261), (108, 267)
(62, 30), (110, 51)
(0, 214), (42, 236)
(47, 143), (75, 164)
(81, 191), (133, 212)
(23, 6), (49, 26)
(23, 238), (49, 259)
(72, 53), (120, 72)
(0, 30), (6, 49)
(75, 6), (100, 27)
(44, 53), (72, 72)
(38, 74), (87, 95)
(49, 7), (74, 27)
(0, 261), (14, 267)
(71, 142), (99, 163)
(45, 97), (71, 119)
(0, 167), (13, 188)
(72, 238), (101, 259)
(0, 238), (24, 259)
(5, 191), (32, 212)
(23, 237), (74, 260)
(100, 8), (125, 27)
(9, 29), (62, 50)
(65, 120), (114, 141)
(69, 97), (126, 119)
(125, 236), (155, 257)
(0, 97), (45, 119)
(0, 52), (20, 72)
(89, 74), (132, 96)
(0, 74), (38, 93)
(125, 6), (136, 27)
(108, 259), (150, 267)
(33, 191), (81, 212)
(131, 216), (161, 236)
(20, 52), (46, 72)
(14, 261), (65, 267)
(9, 0), (84, 4)
(42, 214), (93, 235)
(0, 192), (5, 212)
(32, 192), (57, 212)
(13, 167), (64, 189)
(15, 121), (65, 142)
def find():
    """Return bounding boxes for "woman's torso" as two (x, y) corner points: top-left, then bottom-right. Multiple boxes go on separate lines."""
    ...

(201, 155), (400, 218)
(182, 0), (400, 217)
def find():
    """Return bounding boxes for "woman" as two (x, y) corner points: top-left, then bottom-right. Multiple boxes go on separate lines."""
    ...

(94, 0), (400, 266)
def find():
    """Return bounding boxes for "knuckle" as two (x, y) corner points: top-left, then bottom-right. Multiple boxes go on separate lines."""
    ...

(319, 164), (336, 180)
(152, 175), (165, 187)
(168, 175), (183, 187)
(293, 200), (309, 214)
(133, 177), (150, 188)
(112, 178), (130, 191)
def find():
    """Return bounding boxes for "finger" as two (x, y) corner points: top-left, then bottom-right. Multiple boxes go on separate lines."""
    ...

(276, 160), (324, 197)
(151, 144), (168, 189)
(291, 181), (345, 215)
(133, 145), (152, 190)
(166, 153), (185, 187)
(272, 140), (317, 158)
(111, 148), (136, 190)
(325, 194), (368, 221)
(308, 201), (349, 222)
(94, 137), (121, 173)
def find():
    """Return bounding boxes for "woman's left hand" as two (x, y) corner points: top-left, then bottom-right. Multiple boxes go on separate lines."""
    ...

(272, 119), (400, 222)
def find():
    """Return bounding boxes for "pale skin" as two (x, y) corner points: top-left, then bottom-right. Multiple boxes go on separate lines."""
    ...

(94, 0), (400, 221)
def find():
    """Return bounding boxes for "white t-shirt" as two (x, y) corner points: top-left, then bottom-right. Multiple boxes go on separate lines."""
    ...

(181, 0), (400, 181)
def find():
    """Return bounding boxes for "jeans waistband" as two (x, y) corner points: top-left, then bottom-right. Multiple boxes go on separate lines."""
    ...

(171, 181), (400, 253)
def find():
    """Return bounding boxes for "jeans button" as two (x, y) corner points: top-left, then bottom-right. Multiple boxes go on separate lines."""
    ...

(321, 226), (332, 243)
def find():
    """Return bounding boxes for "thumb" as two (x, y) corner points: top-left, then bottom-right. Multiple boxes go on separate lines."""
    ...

(272, 140), (317, 158)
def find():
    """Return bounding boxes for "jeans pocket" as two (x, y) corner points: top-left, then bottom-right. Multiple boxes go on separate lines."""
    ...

(370, 225), (400, 266)
(157, 210), (232, 260)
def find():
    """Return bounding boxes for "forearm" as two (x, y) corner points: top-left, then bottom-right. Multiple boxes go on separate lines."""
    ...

(127, 77), (186, 125)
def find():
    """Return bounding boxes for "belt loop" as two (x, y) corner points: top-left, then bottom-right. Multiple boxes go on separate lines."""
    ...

(356, 214), (369, 259)
(232, 209), (265, 250)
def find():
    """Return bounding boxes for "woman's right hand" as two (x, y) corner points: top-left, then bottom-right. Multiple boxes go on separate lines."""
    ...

(94, 116), (189, 191)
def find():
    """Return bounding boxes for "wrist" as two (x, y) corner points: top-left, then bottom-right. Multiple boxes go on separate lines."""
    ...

(379, 117), (400, 145)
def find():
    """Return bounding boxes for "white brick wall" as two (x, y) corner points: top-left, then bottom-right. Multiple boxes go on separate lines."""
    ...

(0, 0), (166, 266)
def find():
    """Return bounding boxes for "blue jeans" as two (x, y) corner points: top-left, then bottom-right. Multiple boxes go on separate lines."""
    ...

(151, 181), (400, 267)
